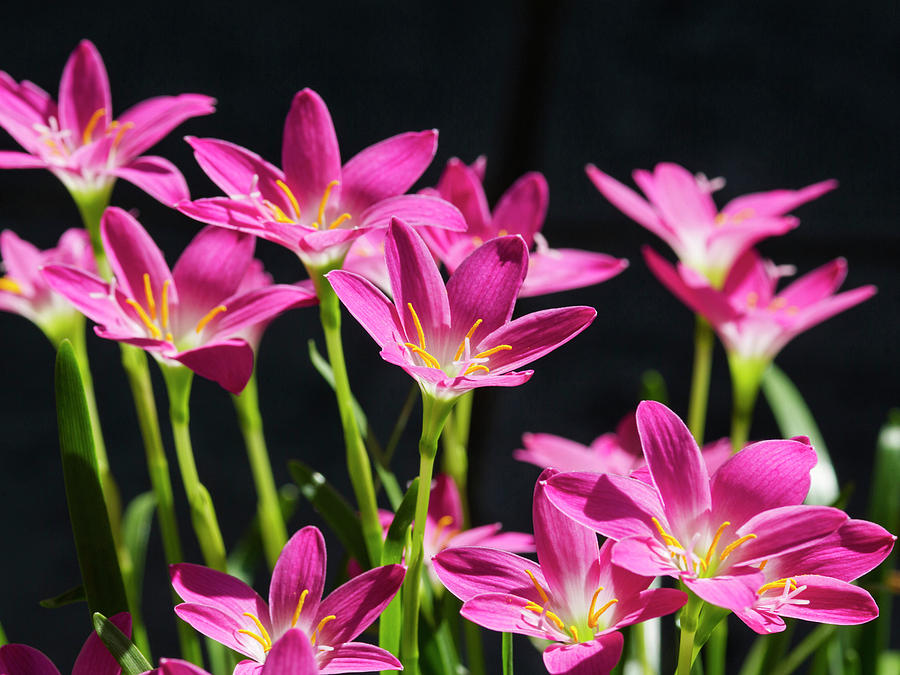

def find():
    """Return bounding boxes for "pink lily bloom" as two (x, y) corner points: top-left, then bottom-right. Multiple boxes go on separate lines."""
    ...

(515, 410), (732, 476)
(0, 612), (129, 675)
(170, 526), (404, 674)
(177, 88), (465, 269)
(0, 228), (96, 343)
(586, 162), (836, 285)
(0, 40), (214, 205)
(42, 207), (317, 394)
(544, 401), (850, 614)
(735, 519), (895, 634)
(643, 246), (876, 363)
(433, 469), (687, 675)
(327, 218), (596, 400)
(346, 157), (628, 296)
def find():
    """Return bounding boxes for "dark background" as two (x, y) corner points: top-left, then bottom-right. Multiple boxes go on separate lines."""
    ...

(0, 1), (896, 671)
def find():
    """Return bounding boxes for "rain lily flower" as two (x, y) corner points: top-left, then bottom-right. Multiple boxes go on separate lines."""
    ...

(642, 246), (876, 365)
(177, 88), (465, 270)
(327, 218), (597, 400)
(170, 526), (404, 674)
(0, 40), (214, 205)
(149, 631), (317, 675)
(735, 519), (895, 634)
(0, 612), (129, 675)
(42, 207), (317, 393)
(0, 228), (96, 344)
(433, 469), (687, 675)
(544, 401), (850, 613)
(586, 162), (836, 285)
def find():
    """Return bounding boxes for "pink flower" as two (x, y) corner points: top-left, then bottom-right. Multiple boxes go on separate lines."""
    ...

(544, 401), (850, 614)
(643, 247), (876, 362)
(42, 207), (317, 393)
(170, 526), (404, 674)
(0, 612), (130, 675)
(327, 218), (596, 400)
(0, 40), (214, 204)
(177, 88), (465, 269)
(586, 162), (835, 285)
(433, 469), (687, 675)
(0, 228), (96, 343)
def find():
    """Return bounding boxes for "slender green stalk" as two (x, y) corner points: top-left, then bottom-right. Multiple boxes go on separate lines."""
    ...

(705, 619), (727, 675)
(501, 632), (513, 675)
(232, 370), (287, 569)
(162, 364), (228, 572)
(727, 354), (768, 451)
(0, 619), (6, 646)
(687, 315), (715, 445)
(311, 270), (383, 565)
(464, 618), (486, 675)
(441, 389), (474, 526)
(632, 620), (653, 675)
(72, 185), (115, 277)
(676, 592), (703, 675)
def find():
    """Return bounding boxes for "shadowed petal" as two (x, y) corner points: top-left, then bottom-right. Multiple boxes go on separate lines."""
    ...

(173, 604), (262, 660)
(435, 157), (491, 235)
(461, 593), (563, 641)
(732, 506), (848, 565)
(433, 547), (547, 603)
(158, 658), (217, 675)
(610, 535), (678, 578)
(0, 645), (60, 675)
(684, 569), (763, 613)
(112, 155), (190, 205)
(316, 564), (405, 644)
(269, 527), (327, 635)
(318, 642), (403, 673)
(542, 633), (624, 675)
(609, 588), (688, 630)
(204, 284), (318, 339)
(357, 193), (467, 232)
(429, 474), (464, 530)
(58, 40), (110, 140)
(491, 172), (548, 245)
(72, 612), (131, 675)
(173, 339), (254, 394)
(172, 227), (254, 318)
(327, 270), (404, 348)
(282, 89), (341, 207)
(101, 207), (174, 304)
(262, 629), (317, 675)
(116, 95), (215, 159)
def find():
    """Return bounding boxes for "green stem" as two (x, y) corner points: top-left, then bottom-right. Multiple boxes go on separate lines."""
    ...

(632, 620), (653, 675)
(770, 625), (835, 675)
(687, 315), (715, 445)
(727, 354), (768, 451)
(676, 592), (703, 675)
(161, 364), (228, 572)
(231, 370), (287, 570)
(0, 619), (6, 646)
(441, 389), (474, 526)
(119, 345), (201, 663)
(72, 185), (115, 278)
(705, 619), (727, 675)
(312, 270), (383, 565)
(464, 618), (487, 675)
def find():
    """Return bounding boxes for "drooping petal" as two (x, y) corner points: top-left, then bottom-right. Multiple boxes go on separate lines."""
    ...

(519, 249), (628, 298)
(340, 129), (437, 213)
(432, 547), (548, 603)
(763, 575), (879, 625)
(172, 339), (254, 394)
(684, 569), (764, 613)
(315, 564), (405, 644)
(491, 172), (548, 245)
(268, 526), (327, 636)
(722, 179), (838, 218)
(72, 611), (131, 675)
(327, 270), (404, 348)
(608, 587), (688, 630)
(460, 593), (563, 641)
(203, 284), (318, 340)
(542, 633), (625, 675)
(282, 89), (341, 208)
(317, 642), (403, 674)
(186, 136), (287, 201)
(115, 95), (215, 159)
(111, 155), (191, 205)
(58, 40), (111, 141)
(261, 629), (317, 675)
(356, 193), (467, 232)
(0, 645), (60, 675)
(434, 157), (492, 235)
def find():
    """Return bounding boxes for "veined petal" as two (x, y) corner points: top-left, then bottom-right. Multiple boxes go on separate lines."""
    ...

(173, 339), (254, 394)
(542, 633), (625, 675)
(115, 94), (215, 159)
(41, 265), (131, 331)
(0, 645), (60, 675)
(318, 642), (403, 674)
(72, 611), (131, 675)
(519, 249), (628, 298)
(204, 284), (317, 340)
(636, 400), (711, 529)
(58, 40), (111, 141)
(357, 193), (467, 232)
(173, 603), (264, 661)
(765, 575), (879, 625)
(341, 129), (438, 213)
(733, 607), (786, 634)
(684, 570), (763, 613)
(491, 172), (548, 245)
(327, 270), (404, 348)
(177, 197), (284, 237)
(609, 535), (679, 578)
(158, 658), (217, 675)
(432, 547), (548, 603)
(170, 562), (269, 619)
(282, 89), (341, 207)
(435, 157), (491, 235)
(186, 137), (288, 204)
(722, 179), (838, 217)
(461, 593), (564, 641)
(269, 526), (326, 636)
(261, 629), (317, 675)
(316, 564), (405, 644)
(609, 588), (688, 630)
(101, 207), (175, 306)
(731, 505), (848, 565)
(112, 155), (190, 205)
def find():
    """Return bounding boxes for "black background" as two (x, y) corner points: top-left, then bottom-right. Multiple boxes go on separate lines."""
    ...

(0, 1), (897, 671)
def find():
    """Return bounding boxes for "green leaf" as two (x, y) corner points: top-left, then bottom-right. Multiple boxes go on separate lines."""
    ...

(121, 492), (156, 607)
(502, 632), (514, 675)
(0, 619), (7, 646)
(56, 340), (129, 617)
(308, 339), (369, 434)
(761, 364), (838, 505)
(374, 461), (405, 511)
(39, 584), (86, 608)
(877, 651), (900, 675)
(92, 612), (153, 675)
(639, 369), (669, 404)
(288, 460), (369, 567)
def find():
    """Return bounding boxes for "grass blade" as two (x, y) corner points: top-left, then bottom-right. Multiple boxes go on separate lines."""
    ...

(92, 612), (153, 675)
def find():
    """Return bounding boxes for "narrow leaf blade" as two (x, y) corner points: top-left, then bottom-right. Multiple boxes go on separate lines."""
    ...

(40, 584), (87, 609)
(502, 632), (514, 675)
(92, 612), (153, 675)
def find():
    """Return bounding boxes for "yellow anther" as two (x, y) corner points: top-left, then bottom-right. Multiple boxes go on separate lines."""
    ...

(569, 625), (580, 642)
(704, 521), (731, 569)
(318, 180), (340, 226)
(785, 306), (799, 316)
(406, 302), (427, 348)
(311, 615), (336, 645)
(275, 179), (301, 220)
(757, 578), (798, 595)
(142, 273), (157, 320)
(165, 332), (174, 343)
(719, 533), (757, 561)
(125, 298), (162, 338)
(160, 279), (171, 331)
(196, 305), (227, 334)
(733, 208), (755, 222)
(463, 364), (490, 376)
(497, 229), (508, 236)
(111, 121), (134, 148)
(473, 344), (512, 359)
(0, 277), (22, 294)
(238, 612), (272, 652)
(237, 629), (271, 652)
(328, 213), (352, 230)
(767, 297), (787, 312)
(589, 599), (619, 627)
(714, 213), (727, 226)
(650, 517), (685, 550)
(759, 559), (768, 571)
(404, 343), (441, 369)
(454, 319), (483, 361)
(472, 236), (483, 246)
(264, 199), (294, 223)
(587, 587), (605, 622)
(291, 589), (309, 628)
(746, 291), (758, 307)
(525, 569), (549, 604)
(434, 514), (454, 537)
(82, 108), (106, 144)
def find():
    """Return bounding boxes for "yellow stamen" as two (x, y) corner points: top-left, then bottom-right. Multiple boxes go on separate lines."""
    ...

(589, 599), (618, 627)
(525, 569), (549, 604)
(587, 587), (605, 623)
(522, 601), (566, 632)
(0, 277), (22, 294)
(328, 213), (352, 230)
(160, 280), (171, 331)
(196, 305), (227, 334)
(569, 625), (580, 642)
(165, 332), (174, 343)
(759, 559), (768, 571)
(125, 298), (162, 338)
(264, 199), (294, 223)
(238, 612), (272, 652)
(463, 364), (490, 376)
(746, 291), (758, 307)
(275, 179), (301, 220)
(291, 589), (309, 628)
(757, 578), (798, 595)
(407, 302), (427, 348)
(404, 343), (441, 369)
(719, 533), (757, 561)
(453, 319), (483, 361)
(82, 108), (106, 144)
(311, 615), (336, 645)
(142, 273), (157, 320)
(703, 521), (731, 570)
(433, 515), (454, 541)
(497, 229), (508, 236)
(714, 213), (727, 226)
(237, 629), (271, 652)
(767, 297), (787, 312)
(112, 121), (134, 148)
(650, 517), (684, 550)
(318, 180), (339, 226)
(473, 344), (512, 359)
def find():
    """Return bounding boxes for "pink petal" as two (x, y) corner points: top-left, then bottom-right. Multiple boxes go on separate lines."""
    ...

(315, 564), (405, 644)
(647, 162), (717, 228)
(609, 535), (679, 578)
(170, 562), (269, 617)
(519, 249), (628, 298)
(282, 89), (341, 208)
(434, 157), (491, 236)
(0, 645), (59, 675)
(0, 73), (52, 153)
(173, 603), (263, 660)
(262, 629), (317, 675)
(635, 400), (711, 529)
(491, 172), (548, 245)
(0, 151), (47, 168)
(101, 207), (175, 306)
(460, 593), (563, 641)
(115, 94), (215, 159)
(112, 155), (190, 205)
(58, 40), (110, 141)
(232, 661), (264, 675)
(1, 230), (42, 293)
(186, 137), (288, 206)
(733, 607), (787, 634)
(609, 587), (688, 629)
(158, 658), (216, 675)
(317, 642), (403, 674)
(341, 129), (437, 213)
(542, 633), (624, 675)
(357, 193), (467, 232)
(765, 575), (879, 625)
(776, 258), (846, 306)
(789, 285), (877, 338)
(40, 265), (130, 331)
(72, 611), (131, 675)
(585, 165), (669, 241)
(204, 284), (318, 339)
(722, 179), (838, 218)
(268, 526), (326, 636)
(684, 569), (763, 613)
(173, 339), (254, 394)
(705, 216), (799, 271)
(177, 197), (289, 244)
(428, 474), (464, 530)
(514, 433), (597, 473)
(327, 270), (404, 348)
(730, 505), (848, 565)
(452, 528), (535, 553)
(432, 547), (548, 603)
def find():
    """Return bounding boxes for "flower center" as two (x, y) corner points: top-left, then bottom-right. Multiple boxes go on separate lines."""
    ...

(124, 273), (176, 343)
(756, 577), (810, 612)
(650, 518), (757, 576)
(0, 277), (23, 294)
(520, 569), (617, 644)
(431, 514), (460, 550)
(263, 179), (352, 231)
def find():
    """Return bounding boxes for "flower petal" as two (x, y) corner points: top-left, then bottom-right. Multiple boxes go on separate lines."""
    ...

(432, 547), (548, 603)
(173, 603), (263, 660)
(58, 40), (110, 141)
(158, 658), (218, 675)
(684, 569), (763, 613)
(722, 179), (838, 218)
(519, 249), (628, 298)
(357, 193), (467, 232)
(204, 284), (318, 340)
(0, 645), (59, 675)
(765, 575), (879, 625)
(40, 264), (131, 331)
(646, 162), (717, 228)
(282, 89), (341, 207)
(0, 151), (47, 168)
(316, 564), (405, 645)
(428, 474), (464, 531)
(460, 593), (563, 641)
(317, 642), (403, 674)
(731, 505), (848, 565)
(116, 94), (215, 159)
(172, 339), (254, 394)
(72, 612), (131, 675)
(434, 157), (491, 236)
(112, 155), (190, 205)
(262, 629), (317, 675)
(542, 633), (624, 675)
(609, 535), (679, 578)
(609, 588), (688, 630)
(187, 136), (287, 200)
(327, 270), (404, 348)
(491, 172), (548, 245)
(268, 526), (326, 636)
